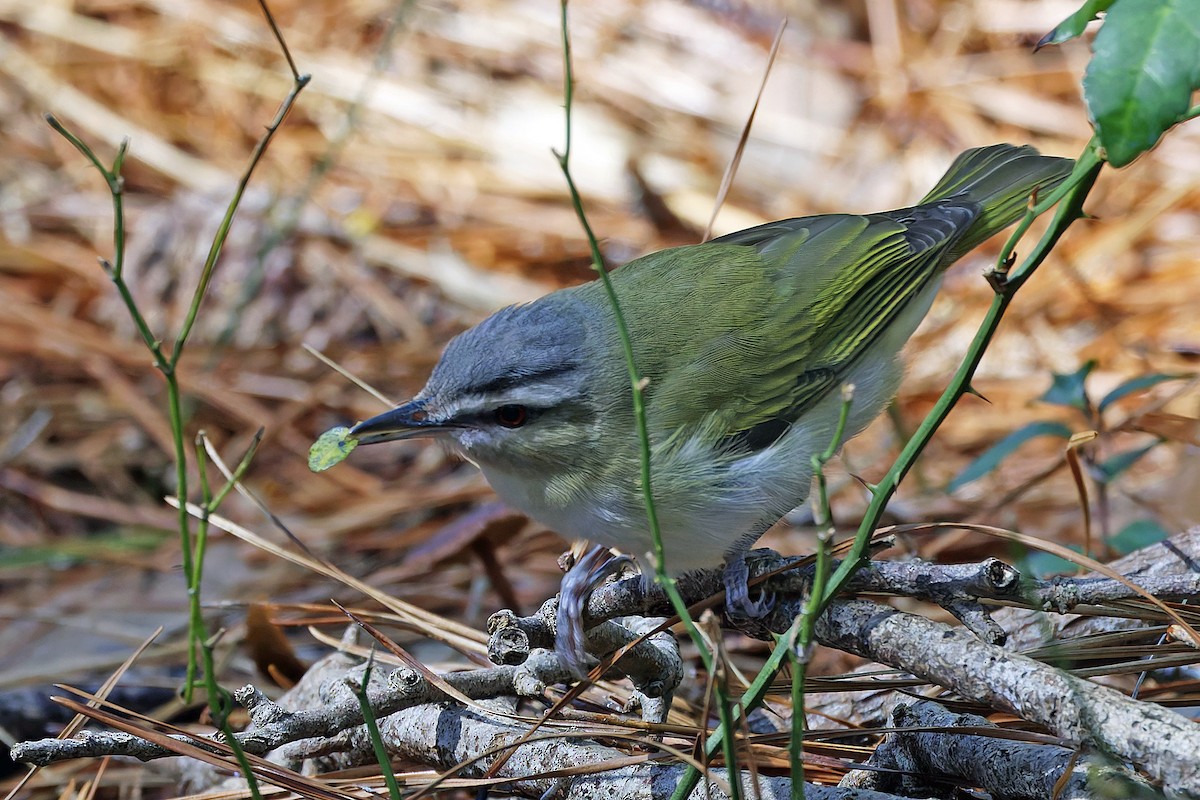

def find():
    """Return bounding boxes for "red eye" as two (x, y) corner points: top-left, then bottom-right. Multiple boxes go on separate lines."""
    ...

(494, 405), (529, 428)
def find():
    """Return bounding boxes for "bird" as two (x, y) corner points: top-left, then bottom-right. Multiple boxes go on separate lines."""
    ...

(346, 143), (1073, 672)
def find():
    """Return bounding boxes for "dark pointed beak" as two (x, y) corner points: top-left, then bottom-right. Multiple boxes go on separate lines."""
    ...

(350, 400), (448, 445)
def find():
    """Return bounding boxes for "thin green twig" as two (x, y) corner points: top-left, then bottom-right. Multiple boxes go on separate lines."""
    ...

(354, 651), (403, 800)
(788, 528), (832, 800)
(554, 0), (713, 673)
(215, 0), (415, 351)
(193, 444), (262, 800)
(672, 136), (1107, 800)
(818, 140), (1104, 610)
(207, 429), (265, 512)
(811, 385), (855, 532)
(785, 387), (853, 797)
(44, 120), (160, 361)
(554, 11), (750, 793)
(44, 0), (309, 711)
(715, 674), (744, 800)
(172, 68), (311, 362)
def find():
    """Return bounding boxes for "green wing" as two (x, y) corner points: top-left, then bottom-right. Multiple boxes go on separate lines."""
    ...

(598, 143), (1070, 448)
(630, 201), (978, 442)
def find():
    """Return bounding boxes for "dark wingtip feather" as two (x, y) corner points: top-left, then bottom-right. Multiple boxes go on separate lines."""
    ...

(920, 144), (1074, 255)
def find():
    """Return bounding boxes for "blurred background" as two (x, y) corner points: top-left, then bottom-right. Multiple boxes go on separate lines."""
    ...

(1, 0), (1197, 774)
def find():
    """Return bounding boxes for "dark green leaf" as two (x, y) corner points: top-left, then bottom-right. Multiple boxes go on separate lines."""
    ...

(1040, 361), (1096, 410)
(1098, 372), (1187, 412)
(1017, 547), (1081, 579)
(1083, 0), (1200, 167)
(1038, 0), (1115, 48)
(1098, 440), (1161, 481)
(1109, 518), (1169, 555)
(949, 421), (1074, 491)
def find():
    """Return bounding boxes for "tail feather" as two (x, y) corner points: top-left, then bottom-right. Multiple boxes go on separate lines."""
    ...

(921, 144), (1074, 256)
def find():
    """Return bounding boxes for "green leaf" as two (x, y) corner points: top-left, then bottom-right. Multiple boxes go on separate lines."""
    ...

(949, 421), (1074, 491)
(1097, 440), (1160, 481)
(1038, 0), (1115, 48)
(0, 528), (169, 570)
(1098, 372), (1187, 413)
(1040, 361), (1096, 410)
(1016, 546), (1081, 579)
(1082, 0), (1200, 167)
(308, 426), (359, 472)
(1109, 518), (1169, 554)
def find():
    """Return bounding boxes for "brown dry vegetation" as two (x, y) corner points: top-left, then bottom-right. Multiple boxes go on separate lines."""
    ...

(1, 0), (1198, 794)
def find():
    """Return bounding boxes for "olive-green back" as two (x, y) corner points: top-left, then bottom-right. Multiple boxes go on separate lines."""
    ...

(575, 144), (1072, 441)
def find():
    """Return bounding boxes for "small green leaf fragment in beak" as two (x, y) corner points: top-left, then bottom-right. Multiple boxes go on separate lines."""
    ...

(308, 426), (359, 472)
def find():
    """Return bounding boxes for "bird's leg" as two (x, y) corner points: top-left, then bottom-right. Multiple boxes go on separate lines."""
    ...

(722, 549), (774, 621)
(555, 544), (633, 676)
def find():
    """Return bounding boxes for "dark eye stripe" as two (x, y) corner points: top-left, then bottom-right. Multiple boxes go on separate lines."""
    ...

(468, 364), (576, 396)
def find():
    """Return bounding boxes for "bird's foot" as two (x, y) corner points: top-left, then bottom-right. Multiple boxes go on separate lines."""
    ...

(722, 553), (774, 622)
(555, 545), (633, 677)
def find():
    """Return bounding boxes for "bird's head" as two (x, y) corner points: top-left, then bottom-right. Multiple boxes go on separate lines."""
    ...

(351, 294), (610, 473)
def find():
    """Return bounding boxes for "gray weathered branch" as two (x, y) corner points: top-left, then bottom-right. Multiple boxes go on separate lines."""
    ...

(839, 699), (1152, 800)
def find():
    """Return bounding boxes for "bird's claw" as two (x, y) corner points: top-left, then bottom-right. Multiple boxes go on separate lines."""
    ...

(722, 554), (775, 622)
(554, 545), (631, 677)
(726, 589), (776, 621)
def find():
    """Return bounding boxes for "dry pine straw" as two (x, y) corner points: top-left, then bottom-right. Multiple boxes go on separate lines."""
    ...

(0, 0), (1197, 773)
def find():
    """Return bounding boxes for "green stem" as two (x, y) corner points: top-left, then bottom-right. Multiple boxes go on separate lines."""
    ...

(673, 137), (1107, 800)
(201, 632), (263, 800)
(44, 0), (309, 714)
(994, 152), (1091, 275)
(716, 687), (743, 800)
(554, 0), (712, 673)
(554, 10), (739, 791)
(811, 386), (854, 532)
(786, 389), (852, 798)
(673, 622), (793, 800)
(788, 623), (807, 798)
(355, 652), (403, 800)
(44, 118), (164, 364)
(190, 430), (261, 660)
(215, 2), (413, 351)
(818, 141), (1103, 608)
(788, 529), (831, 800)
(191, 447), (261, 799)
(172, 72), (311, 363)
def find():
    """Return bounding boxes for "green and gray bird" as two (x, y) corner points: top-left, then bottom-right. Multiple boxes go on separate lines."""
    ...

(349, 143), (1072, 668)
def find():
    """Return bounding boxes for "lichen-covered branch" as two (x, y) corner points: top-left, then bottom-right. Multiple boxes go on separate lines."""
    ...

(489, 531), (1200, 658)
(10, 645), (578, 768)
(814, 599), (1200, 797)
(840, 699), (1151, 799)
